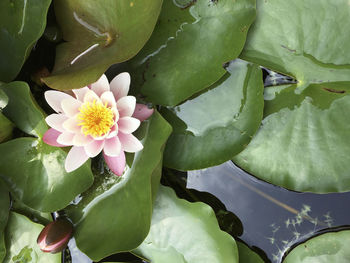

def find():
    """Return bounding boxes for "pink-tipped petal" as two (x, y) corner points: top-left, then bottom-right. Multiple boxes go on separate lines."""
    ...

(110, 72), (130, 101)
(62, 116), (81, 133)
(45, 114), (68, 132)
(73, 87), (90, 101)
(117, 96), (136, 117)
(104, 151), (126, 176)
(43, 128), (65, 147)
(45, 91), (74, 113)
(57, 132), (75, 146)
(106, 124), (118, 139)
(103, 136), (122, 157)
(84, 140), (104, 157)
(91, 74), (110, 96)
(118, 132), (143, 153)
(100, 91), (116, 108)
(61, 97), (82, 117)
(133, 104), (154, 121)
(118, 117), (140, 134)
(72, 133), (93, 146)
(65, 146), (89, 172)
(84, 90), (101, 103)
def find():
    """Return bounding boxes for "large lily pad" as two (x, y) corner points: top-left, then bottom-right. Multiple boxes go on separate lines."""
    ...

(162, 59), (263, 170)
(0, 82), (93, 211)
(237, 242), (264, 263)
(43, 0), (163, 90)
(0, 181), (10, 262)
(233, 0), (350, 193)
(127, 0), (256, 106)
(0, 0), (51, 82)
(65, 112), (172, 261)
(283, 230), (350, 263)
(133, 185), (238, 263)
(241, 0), (350, 85)
(234, 83), (350, 193)
(3, 212), (61, 263)
(0, 113), (13, 143)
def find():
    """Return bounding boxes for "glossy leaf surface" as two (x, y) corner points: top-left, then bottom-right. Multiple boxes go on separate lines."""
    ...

(0, 0), (51, 82)
(237, 242), (264, 263)
(127, 0), (256, 106)
(66, 112), (172, 261)
(43, 0), (162, 90)
(133, 185), (238, 263)
(163, 59), (263, 170)
(0, 113), (14, 143)
(0, 181), (10, 262)
(234, 0), (350, 193)
(234, 83), (350, 193)
(241, 0), (350, 85)
(3, 212), (61, 263)
(0, 82), (93, 211)
(283, 230), (350, 263)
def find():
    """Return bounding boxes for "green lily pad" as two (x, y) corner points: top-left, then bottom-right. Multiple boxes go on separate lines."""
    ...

(0, 180), (10, 262)
(0, 113), (14, 143)
(43, 0), (163, 90)
(133, 185), (238, 263)
(283, 230), (350, 263)
(233, 0), (350, 193)
(3, 212), (61, 263)
(65, 112), (172, 261)
(0, 0), (51, 82)
(162, 59), (263, 170)
(126, 0), (256, 106)
(0, 88), (9, 109)
(0, 82), (93, 211)
(237, 242), (264, 263)
(241, 0), (350, 85)
(234, 83), (350, 193)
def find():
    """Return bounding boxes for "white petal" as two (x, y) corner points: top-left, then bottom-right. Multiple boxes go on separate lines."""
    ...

(107, 124), (118, 139)
(118, 132), (143, 153)
(103, 136), (122, 157)
(43, 128), (65, 147)
(57, 132), (75, 146)
(45, 114), (68, 132)
(61, 97), (82, 117)
(100, 91), (116, 108)
(84, 140), (104, 157)
(65, 146), (89, 172)
(45, 91), (74, 113)
(91, 74), (110, 96)
(84, 90), (101, 103)
(110, 72), (130, 100)
(73, 133), (93, 146)
(118, 117), (140, 134)
(117, 96), (136, 117)
(62, 115), (81, 133)
(73, 87), (90, 101)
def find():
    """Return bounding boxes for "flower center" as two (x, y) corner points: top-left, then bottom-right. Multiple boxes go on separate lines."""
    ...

(77, 100), (114, 137)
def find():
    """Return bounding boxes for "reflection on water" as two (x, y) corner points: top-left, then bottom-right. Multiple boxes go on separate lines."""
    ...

(187, 161), (350, 262)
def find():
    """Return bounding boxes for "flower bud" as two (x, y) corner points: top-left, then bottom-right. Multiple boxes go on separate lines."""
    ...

(37, 218), (73, 253)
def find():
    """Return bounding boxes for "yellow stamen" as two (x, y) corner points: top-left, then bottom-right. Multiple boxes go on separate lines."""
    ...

(77, 100), (114, 137)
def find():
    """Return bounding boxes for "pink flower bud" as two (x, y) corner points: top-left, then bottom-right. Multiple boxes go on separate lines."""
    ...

(37, 219), (73, 253)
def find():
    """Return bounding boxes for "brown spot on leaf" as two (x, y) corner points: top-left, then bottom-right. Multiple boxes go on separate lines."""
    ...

(323, 87), (346, 94)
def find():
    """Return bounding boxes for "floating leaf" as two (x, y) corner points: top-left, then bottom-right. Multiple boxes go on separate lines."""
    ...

(234, 83), (350, 193)
(237, 242), (264, 263)
(0, 0), (51, 82)
(43, 0), (163, 90)
(3, 212), (61, 263)
(162, 59), (263, 170)
(283, 230), (350, 262)
(65, 112), (172, 261)
(0, 82), (93, 211)
(133, 185), (238, 263)
(0, 181), (10, 262)
(241, 0), (350, 85)
(233, 0), (350, 193)
(0, 113), (14, 143)
(126, 0), (256, 106)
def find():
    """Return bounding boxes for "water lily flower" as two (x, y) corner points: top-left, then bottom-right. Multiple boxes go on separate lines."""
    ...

(43, 73), (153, 175)
(37, 218), (73, 254)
